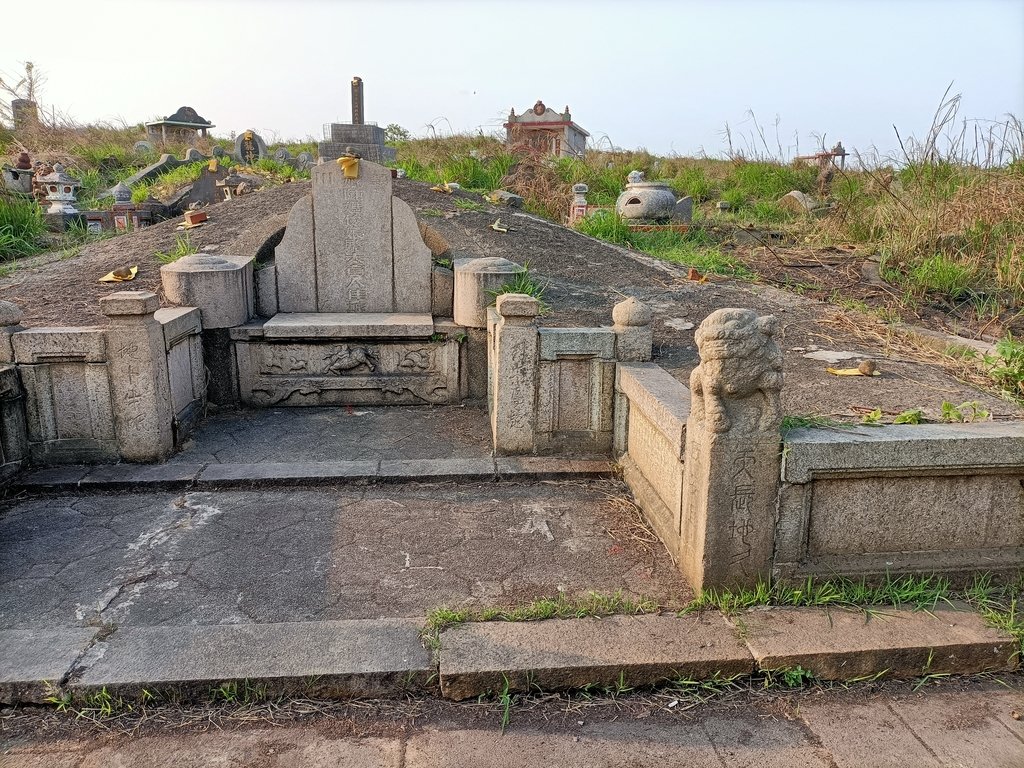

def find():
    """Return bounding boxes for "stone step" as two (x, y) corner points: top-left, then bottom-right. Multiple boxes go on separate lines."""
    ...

(730, 603), (1018, 679)
(2, 606), (1017, 706)
(69, 619), (433, 701)
(438, 606), (1020, 700)
(12, 457), (615, 492)
(0, 627), (101, 704)
(439, 614), (754, 700)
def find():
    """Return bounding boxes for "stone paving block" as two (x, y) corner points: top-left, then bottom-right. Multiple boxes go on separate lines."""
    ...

(700, 711), (835, 767)
(891, 687), (1024, 768)
(197, 461), (380, 487)
(0, 627), (98, 704)
(733, 605), (1018, 680)
(78, 463), (203, 490)
(377, 458), (495, 480)
(493, 456), (614, 479)
(438, 614), (753, 700)
(799, 697), (942, 767)
(14, 465), (91, 490)
(405, 724), (723, 767)
(77, 729), (402, 768)
(74, 619), (433, 700)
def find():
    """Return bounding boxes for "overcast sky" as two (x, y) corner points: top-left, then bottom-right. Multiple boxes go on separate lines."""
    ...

(5, 0), (1023, 160)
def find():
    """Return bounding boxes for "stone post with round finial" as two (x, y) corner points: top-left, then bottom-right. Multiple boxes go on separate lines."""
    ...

(612, 297), (653, 362)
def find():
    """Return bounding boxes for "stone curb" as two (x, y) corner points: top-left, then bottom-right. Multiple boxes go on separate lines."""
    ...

(2, 606), (1017, 706)
(438, 613), (753, 700)
(436, 605), (1020, 700)
(730, 603), (1018, 680)
(11, 457), (616, 492)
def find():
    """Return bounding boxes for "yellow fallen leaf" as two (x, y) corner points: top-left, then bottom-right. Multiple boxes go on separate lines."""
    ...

(430, 182), (454, 194)
(99, 265), (138, 283)
(826, 366), (881, 377)
(489, 218), (508, 233)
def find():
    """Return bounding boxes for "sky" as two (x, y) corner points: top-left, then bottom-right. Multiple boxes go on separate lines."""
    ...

(4, 0), (1023, 161)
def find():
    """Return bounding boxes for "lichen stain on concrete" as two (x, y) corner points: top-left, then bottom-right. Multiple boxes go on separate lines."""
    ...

(75, 493), (223, 626)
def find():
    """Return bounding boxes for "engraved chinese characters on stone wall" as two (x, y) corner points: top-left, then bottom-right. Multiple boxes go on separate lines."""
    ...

(114, 338), (148, 429)
(312, 161), (394, 312)
(728, 449), (757, 565)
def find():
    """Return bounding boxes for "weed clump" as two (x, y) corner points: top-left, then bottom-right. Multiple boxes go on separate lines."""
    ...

(0, 192), (46, 260)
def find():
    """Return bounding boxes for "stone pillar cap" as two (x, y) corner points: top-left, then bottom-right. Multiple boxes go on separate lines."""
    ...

(0, 300), (24, 327)
(160, 253), (250, 272)
(496, 293), (540, 318)
(454, 256), (523, 274)
(100, 290), (160, 316)
(612, 296), (652, 327)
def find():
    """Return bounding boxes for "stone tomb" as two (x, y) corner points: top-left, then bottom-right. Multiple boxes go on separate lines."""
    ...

(234, 158), (460, 406)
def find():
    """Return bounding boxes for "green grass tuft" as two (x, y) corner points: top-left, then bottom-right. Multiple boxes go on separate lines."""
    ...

(0, 193), (46, 261)
(155, 234), (198, 264)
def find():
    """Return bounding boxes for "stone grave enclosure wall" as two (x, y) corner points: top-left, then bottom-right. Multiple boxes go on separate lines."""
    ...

(487, 295), (654, 456)
(777, 422), (1024, 582)
(613, 309), (1024, 591)
(1, 292), (205, 468)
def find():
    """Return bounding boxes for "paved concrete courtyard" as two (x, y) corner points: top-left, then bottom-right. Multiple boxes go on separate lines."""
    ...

(0, 479), (688, 630)
(169, 406), (496, 465)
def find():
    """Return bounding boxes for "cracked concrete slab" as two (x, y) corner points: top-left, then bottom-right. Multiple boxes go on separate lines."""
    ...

(0, 481), (691, 630)
(169, 406), (495, 465)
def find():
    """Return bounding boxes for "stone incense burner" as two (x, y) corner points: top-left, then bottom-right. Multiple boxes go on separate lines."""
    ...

(615, 170), (677, 220)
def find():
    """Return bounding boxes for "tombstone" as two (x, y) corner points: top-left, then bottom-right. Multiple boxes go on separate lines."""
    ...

(11, 99), (38, 129)
(318, 77), (396, 163)
(189, 160), (231, 205)
(274, 147), (293, 162)
(296, 151), (314, 169)
(674, 196), (693, 223)
(212, 146), (226, 158)
(224, 157), (460, 406)
(234, 130), (268, 165)
(133, 140), (154, 155)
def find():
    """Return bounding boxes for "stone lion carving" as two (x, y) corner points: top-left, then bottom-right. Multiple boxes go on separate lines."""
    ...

(689, 308), (783, 434)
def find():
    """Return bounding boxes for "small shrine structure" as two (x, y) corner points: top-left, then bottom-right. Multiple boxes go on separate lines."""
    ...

(504, 101), (589, 158)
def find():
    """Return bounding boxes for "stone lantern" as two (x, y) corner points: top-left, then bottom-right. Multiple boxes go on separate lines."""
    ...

(569, 183), (589, 225)
(38, 163), (81, 215)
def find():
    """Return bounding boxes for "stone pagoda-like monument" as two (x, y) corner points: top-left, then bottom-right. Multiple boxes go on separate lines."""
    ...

(318, 77), (396, 164)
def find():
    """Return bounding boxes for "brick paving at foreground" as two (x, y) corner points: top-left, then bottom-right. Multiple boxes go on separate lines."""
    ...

(3, 680), (1023, 767)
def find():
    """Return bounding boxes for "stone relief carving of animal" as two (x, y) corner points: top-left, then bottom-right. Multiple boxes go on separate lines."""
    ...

(324, 345), (376, 375)
(265, 355), (307, 374)
(398, 349), (432, 371)
(689, 308), (783, 434)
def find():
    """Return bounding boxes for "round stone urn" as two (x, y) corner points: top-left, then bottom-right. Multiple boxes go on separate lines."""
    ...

(615, 180), (678, 220)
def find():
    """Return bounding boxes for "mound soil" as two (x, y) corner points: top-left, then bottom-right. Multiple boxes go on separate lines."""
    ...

(1, 178), (1019, 421)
